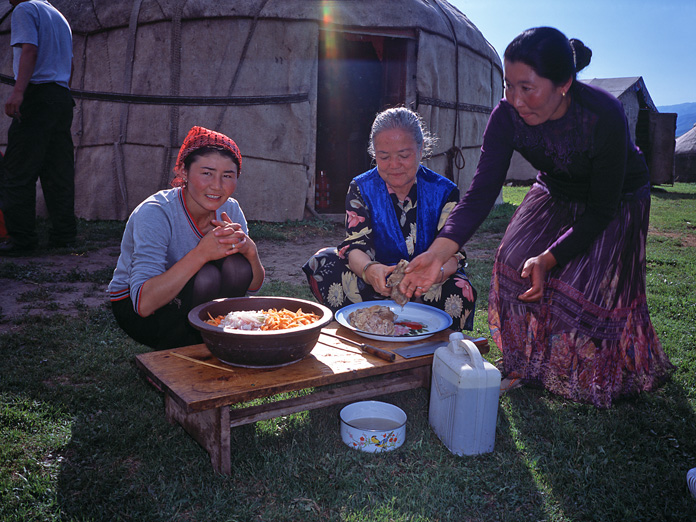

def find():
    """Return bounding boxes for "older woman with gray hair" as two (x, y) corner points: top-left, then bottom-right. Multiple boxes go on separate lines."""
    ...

(302, 107), (477, 332)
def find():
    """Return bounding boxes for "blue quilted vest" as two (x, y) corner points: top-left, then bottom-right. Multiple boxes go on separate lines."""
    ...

(355, 165), (456, 266)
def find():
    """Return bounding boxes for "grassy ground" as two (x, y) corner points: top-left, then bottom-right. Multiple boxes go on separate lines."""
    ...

(0, 185), (695, 521)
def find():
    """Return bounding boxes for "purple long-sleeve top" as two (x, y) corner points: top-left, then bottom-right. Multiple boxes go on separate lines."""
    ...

(439, 81), (649, 266)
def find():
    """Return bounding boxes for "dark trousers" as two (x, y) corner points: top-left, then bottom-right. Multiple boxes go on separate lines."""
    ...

(111, 255), (253, 350)
(111, 296), (204, 350)
(0, 82), (76, 247)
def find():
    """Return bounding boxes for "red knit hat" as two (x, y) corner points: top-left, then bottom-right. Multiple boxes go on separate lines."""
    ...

(175, 126), (242, 176)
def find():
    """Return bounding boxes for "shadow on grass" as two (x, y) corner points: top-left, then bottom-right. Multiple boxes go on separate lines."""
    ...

(650, 189), (696, 201)
(502, 383), (696, 521)
(47, 356), (551, 521)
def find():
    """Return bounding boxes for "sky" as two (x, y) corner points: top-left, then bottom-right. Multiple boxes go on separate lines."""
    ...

(448, 0), (695, 107)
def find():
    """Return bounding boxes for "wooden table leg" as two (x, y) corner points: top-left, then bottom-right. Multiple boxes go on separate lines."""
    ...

(161, 365), (432, 475)
(165, 395), (231, 475)
(415, 364), (432, 389)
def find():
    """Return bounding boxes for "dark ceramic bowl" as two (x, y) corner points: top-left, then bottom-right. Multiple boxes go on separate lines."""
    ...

(188, 296), (333, 368)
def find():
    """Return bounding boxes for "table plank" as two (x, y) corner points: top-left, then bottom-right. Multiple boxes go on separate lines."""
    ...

(135, 322), (463, 474)
(135, 322), (451, 414)
(227, 367), (430, 428)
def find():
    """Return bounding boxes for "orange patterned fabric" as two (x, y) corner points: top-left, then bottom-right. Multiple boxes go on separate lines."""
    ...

(175, 126), (242, 176)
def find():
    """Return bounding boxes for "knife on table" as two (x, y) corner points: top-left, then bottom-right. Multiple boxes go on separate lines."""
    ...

(393, 335), (489, 359)
(319, 331), (396, 362)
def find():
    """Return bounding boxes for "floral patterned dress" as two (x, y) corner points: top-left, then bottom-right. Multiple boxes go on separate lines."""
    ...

(302, 172), (477, 332)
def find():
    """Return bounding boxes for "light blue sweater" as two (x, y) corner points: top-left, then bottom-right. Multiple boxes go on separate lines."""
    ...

(108, 188), (247, 314)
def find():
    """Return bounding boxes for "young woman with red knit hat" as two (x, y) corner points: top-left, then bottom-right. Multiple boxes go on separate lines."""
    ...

(108, 126), (264, 349)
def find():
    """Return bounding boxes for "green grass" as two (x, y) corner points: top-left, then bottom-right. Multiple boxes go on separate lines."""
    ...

(1, 185), (695, 521)
(649, 185), (696, 234)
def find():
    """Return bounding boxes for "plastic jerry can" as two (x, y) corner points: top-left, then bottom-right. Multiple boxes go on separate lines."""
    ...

(429, 332), (501, 455)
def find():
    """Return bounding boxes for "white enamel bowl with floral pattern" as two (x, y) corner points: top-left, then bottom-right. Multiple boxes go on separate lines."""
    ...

(340, 401), (407, 453)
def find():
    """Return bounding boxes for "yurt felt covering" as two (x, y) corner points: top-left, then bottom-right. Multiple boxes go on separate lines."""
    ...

(0, 0), (502, 222)
(674, 125), (696, 182)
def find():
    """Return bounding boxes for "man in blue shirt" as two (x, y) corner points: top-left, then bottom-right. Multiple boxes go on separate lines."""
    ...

(0, 0), (75, 255)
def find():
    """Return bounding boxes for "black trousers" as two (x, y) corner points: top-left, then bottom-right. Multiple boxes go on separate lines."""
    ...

(0, 82), (76, 247)
(111, 295), (204, 351)
(111, 255), (253, 350)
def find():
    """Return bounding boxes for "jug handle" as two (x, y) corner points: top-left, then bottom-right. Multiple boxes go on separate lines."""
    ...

(448, 332), (485, 369)
(459, 339), (485, 370)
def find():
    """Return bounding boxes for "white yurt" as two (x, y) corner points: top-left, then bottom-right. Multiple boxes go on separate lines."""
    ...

(674, 124), (696, 182)
(0, 0), (503, 221)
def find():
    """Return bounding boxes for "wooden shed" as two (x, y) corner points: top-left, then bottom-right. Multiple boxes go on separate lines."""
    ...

(0, 0), (503, 221)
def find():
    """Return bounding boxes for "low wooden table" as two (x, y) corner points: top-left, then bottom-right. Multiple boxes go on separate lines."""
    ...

(135, 321), (452, 474)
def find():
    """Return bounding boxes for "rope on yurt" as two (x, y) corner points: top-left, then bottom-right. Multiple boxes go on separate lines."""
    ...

(431, 0), (463, 182)
(113, 0), (145, 218)
(159, 0), (186, 190)
(63, 90), (309, 106)
(214, 0), (273, 131)
(416, 95), (492, 116)
(96, 21), (124, 219)
(0, 72), (311, 106)
(416, 96), (488, 170)
(72, 17), (90, 218)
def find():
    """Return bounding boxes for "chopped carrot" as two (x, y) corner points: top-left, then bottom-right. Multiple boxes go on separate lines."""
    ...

(205, 308), (320, 330)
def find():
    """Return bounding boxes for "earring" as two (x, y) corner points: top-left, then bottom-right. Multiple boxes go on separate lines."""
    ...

(562, 91), (566, 97)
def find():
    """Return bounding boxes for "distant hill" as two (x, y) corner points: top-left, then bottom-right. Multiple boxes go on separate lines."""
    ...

(657, 102), (696, 137)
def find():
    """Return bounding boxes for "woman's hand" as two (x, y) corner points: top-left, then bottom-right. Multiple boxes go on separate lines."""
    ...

(348, 250), (394, 297)
(399, 237), (459, 298)
(518, 250), (557, 302)
(213, 212), (265, 291)
(398, 252), (441, 298)
(364, 262), (396, 297)
(195, 222), (238, 261)
(210, 212), (249, 256)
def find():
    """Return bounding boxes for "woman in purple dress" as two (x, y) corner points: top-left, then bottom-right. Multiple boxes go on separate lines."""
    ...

(401, 27), (673, 408)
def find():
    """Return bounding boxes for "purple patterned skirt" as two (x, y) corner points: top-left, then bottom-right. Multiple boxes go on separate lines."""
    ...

(489, 183), (673, 408)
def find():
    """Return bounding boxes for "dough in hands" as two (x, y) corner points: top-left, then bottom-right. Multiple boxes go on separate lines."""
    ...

(386, 259), (409, 307)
